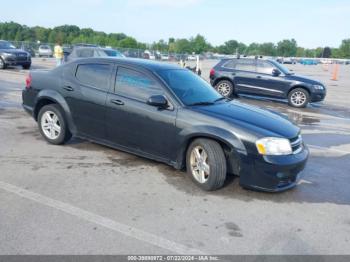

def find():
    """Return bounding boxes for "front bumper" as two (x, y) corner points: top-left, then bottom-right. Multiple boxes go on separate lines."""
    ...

(310, 90), (326, 102)
(3, 56), (31, 66)
(238, 146), (309, 192)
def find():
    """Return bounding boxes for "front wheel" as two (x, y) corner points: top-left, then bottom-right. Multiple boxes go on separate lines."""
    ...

(215, 80), (234, 97)
(22, 64), (31, 70)
(38, 104), (72, 145)
(288, 88), (309, 108)
(186, 138), (227, 191)
(0, 58), (7, 69)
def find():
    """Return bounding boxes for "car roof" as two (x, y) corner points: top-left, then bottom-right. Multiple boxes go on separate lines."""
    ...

(75, 57), (181, 71)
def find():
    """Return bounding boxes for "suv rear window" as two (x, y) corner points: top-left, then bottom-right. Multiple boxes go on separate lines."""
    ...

(76, 63), (111, 90)
(235, 60), (256, 71)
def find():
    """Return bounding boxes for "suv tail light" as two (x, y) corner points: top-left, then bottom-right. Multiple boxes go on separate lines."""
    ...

(209, 68), (215, 77)
(25, 73), (32, 89)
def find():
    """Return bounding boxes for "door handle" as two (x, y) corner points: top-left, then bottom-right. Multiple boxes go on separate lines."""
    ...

(63, 85), (74, 91)
(110, 99), (124, 106)
(231, 73), (236, 76)
(256, 76), (262, 79)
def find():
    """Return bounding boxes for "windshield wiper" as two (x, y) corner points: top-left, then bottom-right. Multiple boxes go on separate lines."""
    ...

(187, 101), (215, 106)
(213, 97), (227, 103)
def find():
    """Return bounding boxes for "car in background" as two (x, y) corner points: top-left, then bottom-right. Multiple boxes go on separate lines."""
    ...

(22, 57), (308, 192)
(20, 44), (36, 57)
(300, 59), (318, 65)
(0, 40), (31, 69)
(66, 47), (124, 62)
(209, 58), (326, 108)
(188, 55), (197, 61)
(38, 45), (53, 57)
(161, 54), (169, 60)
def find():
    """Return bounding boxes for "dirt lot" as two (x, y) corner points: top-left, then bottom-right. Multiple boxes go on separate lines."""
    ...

(0, 58), (349, 255)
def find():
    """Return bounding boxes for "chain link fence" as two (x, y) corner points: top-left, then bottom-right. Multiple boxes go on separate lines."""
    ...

(7, 40), (217, 61)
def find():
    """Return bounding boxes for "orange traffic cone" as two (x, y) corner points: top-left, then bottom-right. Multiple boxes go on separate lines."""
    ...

(331, 64), (339, 81)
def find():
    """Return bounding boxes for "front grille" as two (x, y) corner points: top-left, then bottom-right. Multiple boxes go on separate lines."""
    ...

(15, 53), (28, 61)
(290, 135), (303, 154)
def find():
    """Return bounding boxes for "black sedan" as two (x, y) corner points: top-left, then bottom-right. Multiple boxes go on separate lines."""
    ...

(0, 40), (31, 69)
(22, 58), (308, 192)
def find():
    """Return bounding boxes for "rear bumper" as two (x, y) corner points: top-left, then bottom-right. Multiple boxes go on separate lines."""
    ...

(238, 146), (309, 192)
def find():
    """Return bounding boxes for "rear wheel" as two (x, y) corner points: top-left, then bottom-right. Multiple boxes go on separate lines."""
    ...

(288, 88), (309, 108)
(38, 104), (72, 145)
(186, 138), (227, 191)
(215, 80), (234, 97)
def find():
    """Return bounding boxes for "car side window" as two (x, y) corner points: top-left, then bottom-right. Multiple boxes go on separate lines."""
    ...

(75, 63), (111, 91)
(235, 60), (256, 72)
(223, 60), (236, 69)
(256, 61), (275, 75)
(78, 49), (94, 57)
(115, 67), (162, 102)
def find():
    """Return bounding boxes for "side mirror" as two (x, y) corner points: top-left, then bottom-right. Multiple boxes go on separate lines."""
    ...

(272, 68), (281, 76)
(147, 95), (168, 108)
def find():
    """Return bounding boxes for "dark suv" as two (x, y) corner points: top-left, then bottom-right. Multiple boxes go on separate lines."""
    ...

(210, 58), (326, 107)
(0, 40), (31, 69)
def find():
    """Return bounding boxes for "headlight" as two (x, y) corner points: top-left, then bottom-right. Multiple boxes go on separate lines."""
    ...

(256, 137), (292, 155)
(2, 52), (14, 57)
(313, 84), (324, 90)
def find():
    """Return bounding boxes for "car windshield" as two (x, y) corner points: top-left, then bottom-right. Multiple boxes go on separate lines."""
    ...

(158, 69), (222, 106)
(103, 49), (123, 57)
(0, 41), (16, 49)
(269, 60), (292, 75)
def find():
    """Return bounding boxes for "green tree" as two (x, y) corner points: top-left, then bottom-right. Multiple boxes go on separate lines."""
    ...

(323, 47), (332, 58)
(339, 39), (350, 58)
(277, 39), (297, 57)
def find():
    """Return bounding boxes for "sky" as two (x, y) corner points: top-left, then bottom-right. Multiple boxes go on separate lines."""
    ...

(1, 0), (349, 48)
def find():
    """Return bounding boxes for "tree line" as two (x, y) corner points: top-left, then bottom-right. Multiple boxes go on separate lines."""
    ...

(0, 21), (349, 58)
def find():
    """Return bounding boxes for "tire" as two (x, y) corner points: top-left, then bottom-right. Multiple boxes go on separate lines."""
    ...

(186, 138), (227, 191)
(22, 64), (31, 70)
(288, 88), (310, 108)
(38, 104), (72, 145)
(0, 58), (7, 69)
(215, 80), (234, 97)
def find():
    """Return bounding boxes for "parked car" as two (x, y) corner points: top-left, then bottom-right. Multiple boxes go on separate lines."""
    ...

(38, 45), (53, 57)
(20, 44), (36, 57)
(209, 58), (326, 108)
(66, 47), (124, 62)
(299, 59), (318, 65)
(0, 40), (31, 69)
(161, 54), (169, 60)
(22, 58), (308, 192)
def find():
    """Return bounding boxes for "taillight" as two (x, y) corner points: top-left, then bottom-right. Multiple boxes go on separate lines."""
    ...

(209, 68), (215, 77)
(25, 74), (32, 89)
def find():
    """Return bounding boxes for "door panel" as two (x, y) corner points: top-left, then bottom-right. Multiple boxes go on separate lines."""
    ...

(105, 66), (178, 160)
(62, 62), (113, 138)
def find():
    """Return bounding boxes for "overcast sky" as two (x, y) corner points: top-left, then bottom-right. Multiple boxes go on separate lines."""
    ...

(1, 0), (349, 48)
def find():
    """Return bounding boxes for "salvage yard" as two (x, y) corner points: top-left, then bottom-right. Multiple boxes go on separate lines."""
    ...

(0, 58), (350, 254)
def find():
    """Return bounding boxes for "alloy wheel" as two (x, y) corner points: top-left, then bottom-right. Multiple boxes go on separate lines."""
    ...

(216, 82), (231, 97)
(291, 91), (307, 106)
(41, 111), (61, 140)
(190, 146), (210, 183)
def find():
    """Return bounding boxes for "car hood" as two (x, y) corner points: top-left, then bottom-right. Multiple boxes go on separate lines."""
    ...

(285, 74), (322, 85)
(191, 101), (299, 139)
(0, 48), (28, 54)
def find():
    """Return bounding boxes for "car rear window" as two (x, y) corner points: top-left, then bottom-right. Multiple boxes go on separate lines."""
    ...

(76, 63), (111, 90)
